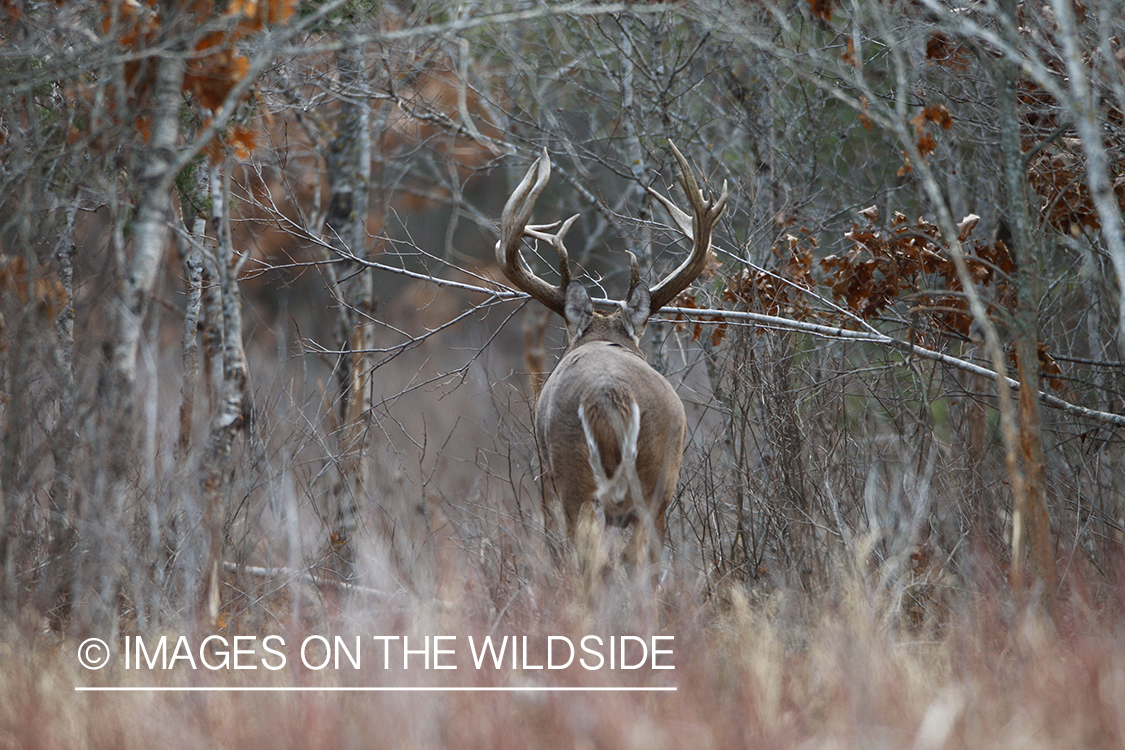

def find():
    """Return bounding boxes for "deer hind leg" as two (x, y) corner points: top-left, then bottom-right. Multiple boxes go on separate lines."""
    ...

(574, 499), (607, 597)
(538, 468), (570, 566)
(576, 399), (643, 589)
(624, 504), (666, 586)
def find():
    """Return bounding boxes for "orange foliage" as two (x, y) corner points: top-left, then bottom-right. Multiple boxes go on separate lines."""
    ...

(228, 125), (257, 161)
(724, 233), (817, 322)
(917, 132), (937, 158)
(1028, 142), (1125, 233)
(809, 0), (833, 21)
(716, 207), (1067, 389)
(95, 0), (293, 156)
(907, 104), (953, 162)
(897, 151), (912, 177)
(186, 32), (253, 111)
(909, 104), (953, 133)
(719, 207), (1073, 389)
(225, 0), (297, 27)
(0, 255), (68, 320)
(818, 209), (1016, 339)
(670, 293), (727, 347)
(858, 97), (874, 131)
(924, 32), (969, 71)
(1038, 342), (1064, 392)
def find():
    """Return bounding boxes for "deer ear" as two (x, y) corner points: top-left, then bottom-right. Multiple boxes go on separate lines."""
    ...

(622, 283), (651, 343)
(564, 282), (593, 341)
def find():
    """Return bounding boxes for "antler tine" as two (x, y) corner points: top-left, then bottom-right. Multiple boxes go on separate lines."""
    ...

(501, 150), (549, 237)
(647, 188), (694, 240)
(646, 141), (729, 313)
(626, 250), (641, 292)
(496, 148), (571, 316)
(525, 213), (577, 291)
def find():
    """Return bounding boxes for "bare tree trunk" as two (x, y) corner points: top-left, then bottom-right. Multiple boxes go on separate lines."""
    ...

(200, 160), (252, 625)
(523, 306), (552, 398)
(996, 0), (1055, 609)
(323, 32), (373, 583)
(701, 332), (751, 582)
(618, 14), (666, 374)
(0, 192), (36, 615)
(82, 52), (185, 634)
(40, 202), (80, 625)
(178, 217), (206, 459)
(1048, 0), (1125, 355)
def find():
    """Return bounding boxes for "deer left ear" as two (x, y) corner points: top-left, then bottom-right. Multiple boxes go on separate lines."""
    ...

(622, 283), (651, 343)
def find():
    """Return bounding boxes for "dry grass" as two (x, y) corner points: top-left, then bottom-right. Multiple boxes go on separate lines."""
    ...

(2, 555), (1123, 750)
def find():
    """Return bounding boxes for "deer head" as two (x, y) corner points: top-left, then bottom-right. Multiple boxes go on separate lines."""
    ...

(496, 142), (728, 579)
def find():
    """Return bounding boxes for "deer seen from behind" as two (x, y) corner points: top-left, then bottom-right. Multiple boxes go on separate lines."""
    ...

(496, 143), (728, 584)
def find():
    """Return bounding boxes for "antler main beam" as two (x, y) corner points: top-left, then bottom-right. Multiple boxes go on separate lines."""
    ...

(498, 143), (728, 316)
(646, 141), (729, 312)
(496, 148), (576, 316)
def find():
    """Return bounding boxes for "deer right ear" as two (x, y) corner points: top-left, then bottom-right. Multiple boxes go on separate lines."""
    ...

(622, 283), (651, 344)
(564, 282), (593, 342)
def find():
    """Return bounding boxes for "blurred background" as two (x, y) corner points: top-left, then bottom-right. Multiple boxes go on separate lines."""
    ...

(1, 0), (1123, 639)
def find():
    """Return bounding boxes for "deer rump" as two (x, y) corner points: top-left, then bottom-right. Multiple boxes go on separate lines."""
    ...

(534, 341), (686, 531)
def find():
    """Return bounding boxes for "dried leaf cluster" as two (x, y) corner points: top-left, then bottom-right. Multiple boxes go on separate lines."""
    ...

(98, 0), (295, 159)
(715, 208), (1063, 389)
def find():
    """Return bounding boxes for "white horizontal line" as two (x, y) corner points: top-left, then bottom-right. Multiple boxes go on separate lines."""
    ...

(75, 686), (676, 693)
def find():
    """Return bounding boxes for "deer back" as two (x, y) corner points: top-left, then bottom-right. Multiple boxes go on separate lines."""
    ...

(535, 340), (686, 527)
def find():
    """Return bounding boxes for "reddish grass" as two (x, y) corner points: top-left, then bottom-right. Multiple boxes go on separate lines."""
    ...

(3, 563), (1123, 750)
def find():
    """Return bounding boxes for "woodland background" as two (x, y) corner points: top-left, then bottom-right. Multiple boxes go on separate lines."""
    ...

(1, 0), (1125, 747)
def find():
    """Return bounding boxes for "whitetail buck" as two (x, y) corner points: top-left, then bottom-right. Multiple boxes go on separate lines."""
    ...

(497, 143), (728, 576)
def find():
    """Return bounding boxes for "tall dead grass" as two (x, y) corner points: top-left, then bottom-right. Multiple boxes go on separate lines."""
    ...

(2, 545), (1122, 749)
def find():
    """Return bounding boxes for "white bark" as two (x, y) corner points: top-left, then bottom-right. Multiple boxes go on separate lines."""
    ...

(1049, 0), (1125, 353)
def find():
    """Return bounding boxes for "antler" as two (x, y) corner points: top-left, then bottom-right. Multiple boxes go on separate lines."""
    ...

(496, 148), (577, 317)
(646, 141), (729, 313)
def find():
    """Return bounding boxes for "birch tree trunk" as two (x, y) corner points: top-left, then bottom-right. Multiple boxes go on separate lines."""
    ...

(200, 160), (252, 625)
(81, 51), (185, 633)
(1048, 0), (1125, 356)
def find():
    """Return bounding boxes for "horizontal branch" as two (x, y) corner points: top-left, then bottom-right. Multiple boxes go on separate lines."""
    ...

(273, 231), (1125, 429)
(220, 562), (457, 609)
(661, 306), (1125, 428)
(276, 2), (652, 54)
